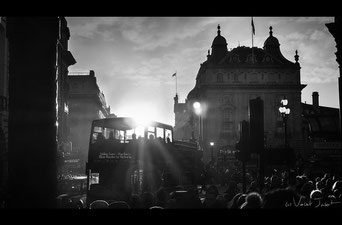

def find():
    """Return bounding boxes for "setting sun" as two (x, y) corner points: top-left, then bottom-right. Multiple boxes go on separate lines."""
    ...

(115, 102), (159, 126)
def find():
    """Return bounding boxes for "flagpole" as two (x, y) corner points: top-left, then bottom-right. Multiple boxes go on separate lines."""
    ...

(252, 17), (254, 64)
(176, 71), (178, 96)
(173, 71), (178, 96)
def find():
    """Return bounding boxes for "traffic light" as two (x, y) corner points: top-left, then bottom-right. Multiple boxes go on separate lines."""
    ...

(249, 97), (264, 153)
(235, 120), (250, 162)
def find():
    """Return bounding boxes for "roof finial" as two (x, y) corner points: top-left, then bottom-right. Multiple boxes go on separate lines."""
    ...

(269, 26), (273, 36)
(217, 24), (221, 36)
(294, 50), (299, 63)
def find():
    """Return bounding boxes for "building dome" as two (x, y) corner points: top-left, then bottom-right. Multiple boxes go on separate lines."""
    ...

(263, 26), (280, 49)
(187, 86), (200, 100)
(210, 24), (228, 63)
(211, 24), (227, 47)
(212, 35), (228, 46)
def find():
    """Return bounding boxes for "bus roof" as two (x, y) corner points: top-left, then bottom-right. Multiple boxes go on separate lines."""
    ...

(92, 117), (173, 130)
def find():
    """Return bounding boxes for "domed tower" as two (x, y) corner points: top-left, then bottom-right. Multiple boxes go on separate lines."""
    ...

(263, 26), (284, 60)
(211, 24), (228, 63)
(263, 26), (293, 64)
(263, 26), (280, 51)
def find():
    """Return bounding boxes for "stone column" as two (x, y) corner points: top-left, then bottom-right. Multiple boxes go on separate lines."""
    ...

(7, 17), (59, 208)
(326, 17), (342, 140)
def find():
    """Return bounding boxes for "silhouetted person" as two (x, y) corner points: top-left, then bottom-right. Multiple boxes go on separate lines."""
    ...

(200, 169), (208, 193)
(140, 191), (155, 209)
(227, 193), (243, 209)
(92, 133), (106, 159)
(187, 188), (203, 208)
(96, 133), (105, 143)
(202, 185), (219, 208)
(154, 187), (170, 208)
(108, 201), (130, 209)
(240, 192), (263, 209)
(166, 135), (171, 144)
(89, 200), (109, 209)
(129, 194), (141, 209)
(263, 188), (301, 208)
(106, 131), (120, 152)
(107, 131), (119, 143)
(224, 181), (239, 202)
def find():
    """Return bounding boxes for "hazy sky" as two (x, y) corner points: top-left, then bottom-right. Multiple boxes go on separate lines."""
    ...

(66, 17), (339, 126)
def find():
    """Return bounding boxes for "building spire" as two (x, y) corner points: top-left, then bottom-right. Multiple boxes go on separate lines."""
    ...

(217, 24), (221, 36)
(294, 50), (299, 63)
(269, 26), (273, 36)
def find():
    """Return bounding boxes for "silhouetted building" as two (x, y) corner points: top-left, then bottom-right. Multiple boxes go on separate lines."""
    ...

(326, 16), (342, 143)
(175, 25), (305, 163)
(302, 92), (341, 174)
(7, 17), (60, 208)
(3, 17), (77, 208)
(68, 70), (114, 165)
(174, 94), (194, 140)
(0, 17), (9, 196)
(56, 17), (76, 153)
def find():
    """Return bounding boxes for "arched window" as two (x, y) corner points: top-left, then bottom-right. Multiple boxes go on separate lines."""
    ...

(222, 108), (233, 133)
(231, 54), (239, 63)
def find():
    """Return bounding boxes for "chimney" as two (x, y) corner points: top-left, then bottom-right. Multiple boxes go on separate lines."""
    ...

(89, 70), (95, 77)
(312, 92), (319, 108)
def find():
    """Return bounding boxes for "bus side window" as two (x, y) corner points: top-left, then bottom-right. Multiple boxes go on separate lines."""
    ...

(118, 130), (124, 143)
(156, 127), (164, 141)
(165, 129), (172, 143)
(91, 133), (97, 143)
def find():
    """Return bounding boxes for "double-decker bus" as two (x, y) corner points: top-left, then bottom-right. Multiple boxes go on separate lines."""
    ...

(85, 117), (202, 207)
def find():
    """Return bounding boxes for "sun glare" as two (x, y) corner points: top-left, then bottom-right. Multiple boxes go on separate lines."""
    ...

(117, 102), (158, 126)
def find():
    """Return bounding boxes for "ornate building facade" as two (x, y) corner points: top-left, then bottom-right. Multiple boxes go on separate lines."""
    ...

(174, 25), (305, 164)
(67, 70), (114, 166)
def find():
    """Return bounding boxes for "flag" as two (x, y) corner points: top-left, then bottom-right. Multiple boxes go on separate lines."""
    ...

(251, 17), (255, 35)
(172, 72), (177, 77)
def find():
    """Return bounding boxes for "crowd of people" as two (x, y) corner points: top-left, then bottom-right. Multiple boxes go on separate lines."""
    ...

(88, 169), (342, 209)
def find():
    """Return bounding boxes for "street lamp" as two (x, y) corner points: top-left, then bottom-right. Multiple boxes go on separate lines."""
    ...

(210, 142), (214, 162)
(278, 97), (291, 177)
(193, 101), (202, 151)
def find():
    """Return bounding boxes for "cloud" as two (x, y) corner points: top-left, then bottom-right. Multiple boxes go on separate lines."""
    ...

(67, 17), (339, 125)
(267, 17), (296, 26)
(285, 32), (307, 41)
(295, 17), (333, 24)
(309, 29), (327, 41)
(126, 17), (212, 51)
(67, 17), (121, 39)
(302, 66), (338, 83)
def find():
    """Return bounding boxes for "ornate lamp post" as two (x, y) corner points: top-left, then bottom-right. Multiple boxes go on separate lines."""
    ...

(193, 101), (202, 151)
(210, 142), (214, 162)
(279, 97), (291, 176)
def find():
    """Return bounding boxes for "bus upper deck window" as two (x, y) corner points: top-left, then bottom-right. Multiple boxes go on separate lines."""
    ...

(156, 127), (164, 139)
(165, 129), (172, 143)
(118, 130), (125, 143)
(148, 126), (155, 132)
(126, 129), (135, 141)
(135, 125), (145, 138)
(94, 126), (102, 133)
